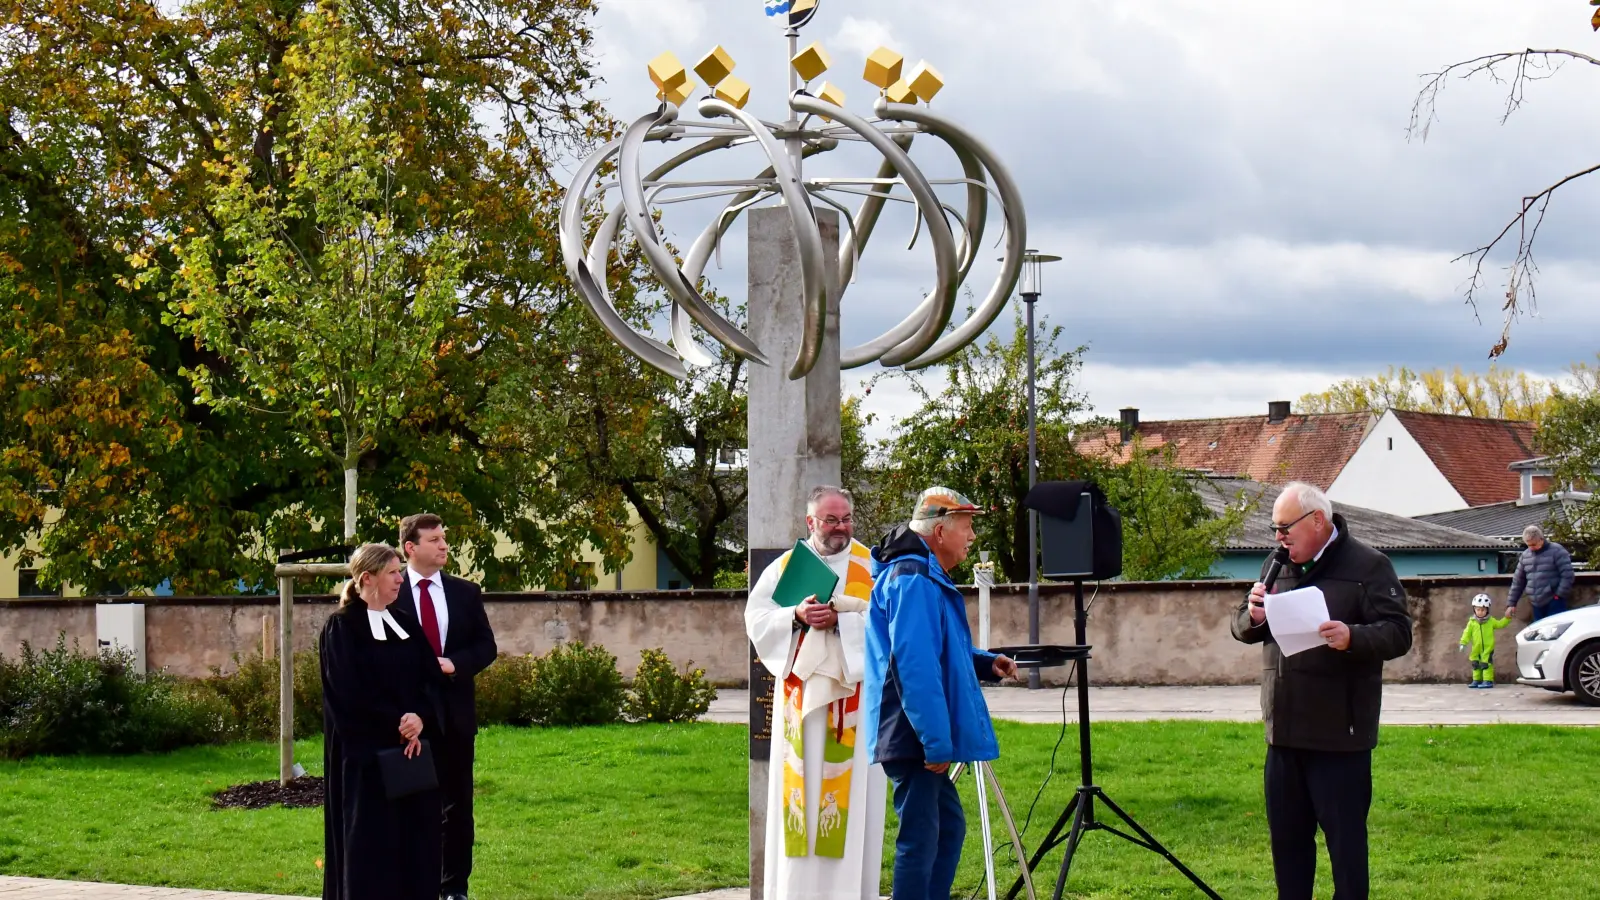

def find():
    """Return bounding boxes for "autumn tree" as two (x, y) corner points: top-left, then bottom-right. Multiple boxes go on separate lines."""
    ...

(166, 9), (465, 541)
(1538, 355), (1600, 560)
(1099, 441), (1252, 581)
(875, 305), (1095, 582)
(0, 0), (634, 592)
(1410, 3), (1600, 357)
(877, 303), (1251, 582)
(1297, 365), (1558, 422)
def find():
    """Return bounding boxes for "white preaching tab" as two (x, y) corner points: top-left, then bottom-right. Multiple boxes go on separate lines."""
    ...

(1264, 586), (1331, 657)
(366, 608), (410, 642)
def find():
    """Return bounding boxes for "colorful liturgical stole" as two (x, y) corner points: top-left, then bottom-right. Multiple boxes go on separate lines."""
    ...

(781, 541), (873, 858)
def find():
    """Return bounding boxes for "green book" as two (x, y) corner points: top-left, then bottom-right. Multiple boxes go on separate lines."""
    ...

(770, 539), (840, 609)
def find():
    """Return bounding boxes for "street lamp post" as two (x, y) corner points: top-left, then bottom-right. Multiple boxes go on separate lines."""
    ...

(1020, 250), (1060, 690)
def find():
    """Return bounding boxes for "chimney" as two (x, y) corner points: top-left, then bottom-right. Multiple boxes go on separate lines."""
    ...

(1267, 400), (1291, 423)
(1119, 407), (1139, 444)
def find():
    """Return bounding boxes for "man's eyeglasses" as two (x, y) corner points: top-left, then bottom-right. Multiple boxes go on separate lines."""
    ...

(815, 516), (854, 527)
(1270, 510), (1315, 536)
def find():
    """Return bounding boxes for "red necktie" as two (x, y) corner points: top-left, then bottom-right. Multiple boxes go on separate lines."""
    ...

(417, 579), (443, 656)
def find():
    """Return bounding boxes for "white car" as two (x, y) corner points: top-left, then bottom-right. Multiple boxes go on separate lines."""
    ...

(1515, 605), (1600, 705)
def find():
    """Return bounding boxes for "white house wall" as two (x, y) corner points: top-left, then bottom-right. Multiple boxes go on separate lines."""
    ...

(1328, 410), (1466, 517)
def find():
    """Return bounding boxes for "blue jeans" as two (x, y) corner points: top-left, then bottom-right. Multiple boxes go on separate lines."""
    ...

(1532, 597), (1567, 621)
(882, 758), (965, 900)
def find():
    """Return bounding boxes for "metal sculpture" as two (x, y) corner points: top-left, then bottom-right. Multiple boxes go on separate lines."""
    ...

(558, 2), (1027, 381)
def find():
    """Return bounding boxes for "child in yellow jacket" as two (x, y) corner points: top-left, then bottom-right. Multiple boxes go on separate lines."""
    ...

(1460, 593), (1513, 688)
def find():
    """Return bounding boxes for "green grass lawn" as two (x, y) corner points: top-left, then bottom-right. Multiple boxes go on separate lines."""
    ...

(1, 721), (1595, 899)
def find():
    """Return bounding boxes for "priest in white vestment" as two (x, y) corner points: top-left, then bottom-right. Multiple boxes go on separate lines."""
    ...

(746, 486), (888, 900)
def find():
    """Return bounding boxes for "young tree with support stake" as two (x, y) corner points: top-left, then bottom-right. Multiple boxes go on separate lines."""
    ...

(3, 0), (619, 593)
(164, 11), (465, 541)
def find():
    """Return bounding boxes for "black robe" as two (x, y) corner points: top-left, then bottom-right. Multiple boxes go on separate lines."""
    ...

(320, 602), (445, 900)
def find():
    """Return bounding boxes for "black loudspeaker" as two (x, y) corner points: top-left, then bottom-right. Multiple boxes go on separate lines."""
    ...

(1023, 480), (1123, 580)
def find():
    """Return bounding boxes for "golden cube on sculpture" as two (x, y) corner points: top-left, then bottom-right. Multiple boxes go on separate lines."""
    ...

(694, 46), (736, 87)
(815, 81), (846, 121)
(863, 47), (904, 89)
(885, 78), (918, 105)
(714, 75), (751, 110)
(906, 60), (944, 103)
(663, 77), (697, 107)
(791, 41), (831, 83)
(648, 52), (688, 94)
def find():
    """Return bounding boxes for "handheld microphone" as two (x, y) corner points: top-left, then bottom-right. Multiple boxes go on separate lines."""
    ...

(1254, 547), (1291, 605)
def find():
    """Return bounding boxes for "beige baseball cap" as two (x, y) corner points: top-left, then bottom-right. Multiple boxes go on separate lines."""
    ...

(911, 486), (986, 521)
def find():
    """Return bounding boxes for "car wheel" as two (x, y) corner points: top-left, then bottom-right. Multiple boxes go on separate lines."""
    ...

(1564, 643), (1600, 707)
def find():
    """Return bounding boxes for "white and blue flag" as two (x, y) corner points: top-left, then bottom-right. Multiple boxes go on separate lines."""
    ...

(764, 0), (817, 29)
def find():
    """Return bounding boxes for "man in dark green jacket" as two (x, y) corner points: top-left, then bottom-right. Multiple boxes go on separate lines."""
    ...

(1232, 482), (1412, 900)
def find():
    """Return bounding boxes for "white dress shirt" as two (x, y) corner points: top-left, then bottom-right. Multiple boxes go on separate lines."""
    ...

(1312, 525), (1340, 565)
(407, 566), (450, 650)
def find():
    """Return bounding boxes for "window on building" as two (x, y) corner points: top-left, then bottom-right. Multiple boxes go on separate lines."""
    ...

(17, 569), (59, 598)
(1387, 437), (1393, 450)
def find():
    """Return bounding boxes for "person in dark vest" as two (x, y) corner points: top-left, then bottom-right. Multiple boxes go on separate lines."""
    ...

(1232, 482), (1412, 900)
(393, 514), (498, 900)
(320, 542), (444, 900)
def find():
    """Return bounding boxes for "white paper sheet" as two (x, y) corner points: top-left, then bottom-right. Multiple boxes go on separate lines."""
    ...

(1264, 586), (1331, 656)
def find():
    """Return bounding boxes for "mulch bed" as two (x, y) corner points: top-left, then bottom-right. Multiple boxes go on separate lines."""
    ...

(212, 775), (325, 809)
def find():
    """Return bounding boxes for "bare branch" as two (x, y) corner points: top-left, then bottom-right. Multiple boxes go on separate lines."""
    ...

(1409, 49), (1600, 142)
(1411, 46), (1600, 357)
(1453, 162), (1600, 358)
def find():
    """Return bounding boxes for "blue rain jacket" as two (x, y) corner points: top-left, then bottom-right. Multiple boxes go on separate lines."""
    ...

(862, 524), (1000, 765)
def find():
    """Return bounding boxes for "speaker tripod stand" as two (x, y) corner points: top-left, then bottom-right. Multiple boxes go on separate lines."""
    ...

(999, 580), (1224, 900)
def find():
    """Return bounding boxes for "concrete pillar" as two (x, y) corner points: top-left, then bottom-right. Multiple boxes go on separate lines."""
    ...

(746, 206), (841, 900)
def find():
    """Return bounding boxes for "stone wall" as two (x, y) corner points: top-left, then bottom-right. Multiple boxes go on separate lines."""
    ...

(3, 575), (1594, 685)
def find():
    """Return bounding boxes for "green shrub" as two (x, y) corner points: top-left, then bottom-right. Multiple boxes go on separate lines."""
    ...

(105, 664), (236, 753)
(521, 642), (624, 726)
(204, 647), (324, 741)
(475, 653), (536, 727)
(0, 634), (231, 758)
(712, 567), (748, 589)
(625, 648), (718, 724)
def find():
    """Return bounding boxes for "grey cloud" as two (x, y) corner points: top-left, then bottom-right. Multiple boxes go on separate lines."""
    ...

(586, 0), (1600, 384)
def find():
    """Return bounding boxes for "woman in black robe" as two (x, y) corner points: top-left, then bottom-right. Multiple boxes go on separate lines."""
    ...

(321, 542), (446, 900)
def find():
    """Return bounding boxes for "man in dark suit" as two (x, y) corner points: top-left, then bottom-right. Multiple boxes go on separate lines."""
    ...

(395, 513), (497, 900)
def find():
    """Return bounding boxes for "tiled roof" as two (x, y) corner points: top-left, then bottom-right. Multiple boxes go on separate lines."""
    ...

(1197, 478), (1509, 552)
(1076, 412), (1373, 490)
(1391, 410), (1538, 507)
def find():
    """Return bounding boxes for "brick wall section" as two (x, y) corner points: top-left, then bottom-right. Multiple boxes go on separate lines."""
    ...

(2, 575), (1595, 686)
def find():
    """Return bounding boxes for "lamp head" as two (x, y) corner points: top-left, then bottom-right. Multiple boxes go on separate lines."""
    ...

(1018, 250), (1061, 296)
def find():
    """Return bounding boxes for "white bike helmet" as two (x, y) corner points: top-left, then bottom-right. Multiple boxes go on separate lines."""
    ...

(1471, 593), (1493, 609)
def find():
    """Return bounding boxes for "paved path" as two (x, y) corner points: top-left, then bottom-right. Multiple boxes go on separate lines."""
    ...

(706, 683), (1600, 726)
(0, 878), (298, 900)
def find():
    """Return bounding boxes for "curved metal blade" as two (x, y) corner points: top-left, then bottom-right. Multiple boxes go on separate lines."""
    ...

(699, 95), (829, 379)
(876, 98), (1027, 370)
(618, 105), (770, 366)
(791, 92), (959, 368)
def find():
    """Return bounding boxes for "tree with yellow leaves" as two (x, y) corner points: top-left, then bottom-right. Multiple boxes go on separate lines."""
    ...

(1298, 366), (1559, 422)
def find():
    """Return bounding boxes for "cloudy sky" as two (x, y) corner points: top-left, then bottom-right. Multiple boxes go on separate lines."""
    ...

(580, 0), (1600, 436)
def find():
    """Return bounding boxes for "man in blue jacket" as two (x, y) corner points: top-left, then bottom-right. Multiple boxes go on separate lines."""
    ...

(863, 487), (1018, 900)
